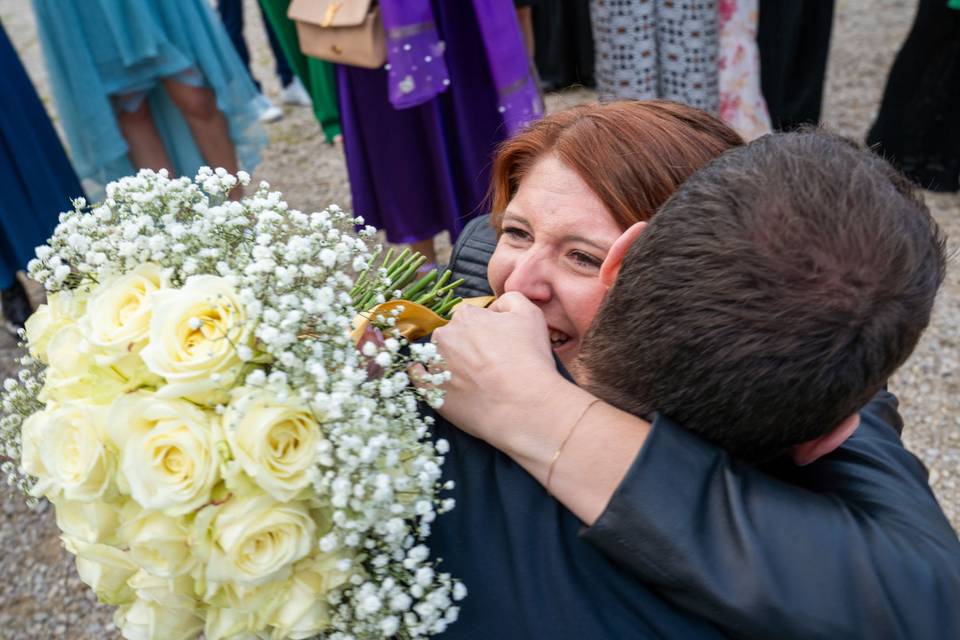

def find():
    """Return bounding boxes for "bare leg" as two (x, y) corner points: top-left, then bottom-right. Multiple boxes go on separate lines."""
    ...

(116, 99), (173, 171)
(410, 237), (437, 264)
(163, 78), (242, 198)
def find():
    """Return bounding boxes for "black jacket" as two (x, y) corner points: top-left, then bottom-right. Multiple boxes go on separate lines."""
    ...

(443, 215), (960, 638)
(585, 391), (960, 639)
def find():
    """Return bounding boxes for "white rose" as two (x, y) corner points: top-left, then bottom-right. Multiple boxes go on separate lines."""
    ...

(269, 552), (353, 639)
(53, 497), (121, 545)
(38, 325), (136, 404)
(203, 606), (262, 640)
(139, 275), (255, 404)
(201, 578), (287, 635)
(62, 536), (137, 605)
(22, 403), (114, 501)
(127, 570), (197, 610)
(23, 289), (88, 363)
(114, 597), (203, 640)
(108, 392), (220, 516)
(82, 263), (166, 358)
(200, 492), (315, 587)
(119, 510), (195, 578)
(20, 411), (49, 494)
(222, 386), (322, 502)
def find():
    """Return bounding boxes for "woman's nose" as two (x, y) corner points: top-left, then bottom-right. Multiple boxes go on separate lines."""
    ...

(502, 253), (552, 302)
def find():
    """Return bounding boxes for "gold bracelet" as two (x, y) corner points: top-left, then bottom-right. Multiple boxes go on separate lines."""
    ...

(546, 398), (601, 496)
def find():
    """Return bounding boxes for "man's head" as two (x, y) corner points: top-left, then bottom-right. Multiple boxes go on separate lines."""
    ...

(579, 131), (947, 462)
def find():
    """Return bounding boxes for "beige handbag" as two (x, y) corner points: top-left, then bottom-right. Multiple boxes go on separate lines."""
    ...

(287, 0), (387, 69)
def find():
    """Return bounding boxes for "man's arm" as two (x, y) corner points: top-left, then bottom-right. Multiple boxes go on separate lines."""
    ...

(432, 300), (960, 639)
(582, 390), (960, 640)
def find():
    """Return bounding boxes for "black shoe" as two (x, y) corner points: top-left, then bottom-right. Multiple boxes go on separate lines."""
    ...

(2, 279), (32, 332)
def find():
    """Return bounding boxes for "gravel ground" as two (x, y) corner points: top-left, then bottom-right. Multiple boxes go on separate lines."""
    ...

(0, 0), (958, 638)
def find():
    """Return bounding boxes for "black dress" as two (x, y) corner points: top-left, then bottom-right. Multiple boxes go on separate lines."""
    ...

(756, 0), (835, 131)
(533, 0), (595, 91)
(866, 0), (960, 192)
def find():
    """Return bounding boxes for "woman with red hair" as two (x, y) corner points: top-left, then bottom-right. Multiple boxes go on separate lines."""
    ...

(425, 100), (959, 638)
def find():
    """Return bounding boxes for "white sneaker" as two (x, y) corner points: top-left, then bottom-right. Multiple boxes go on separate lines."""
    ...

(281, 77), (313, 108)
(258, 97), (284, 123)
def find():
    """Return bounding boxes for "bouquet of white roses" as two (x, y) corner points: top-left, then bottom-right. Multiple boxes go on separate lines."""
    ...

(0, 168), (465, 639)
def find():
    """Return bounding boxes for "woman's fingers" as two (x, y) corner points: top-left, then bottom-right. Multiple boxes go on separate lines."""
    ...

(488, 290), (540, 315)
(408, 362), (430, 390)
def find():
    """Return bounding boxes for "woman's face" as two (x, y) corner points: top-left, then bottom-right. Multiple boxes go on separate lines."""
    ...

(487, 154), (625, 373)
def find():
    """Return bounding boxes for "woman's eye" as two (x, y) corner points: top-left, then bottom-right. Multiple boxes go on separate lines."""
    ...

(570, 251), (603, 269)
(502, 226), (531, 241)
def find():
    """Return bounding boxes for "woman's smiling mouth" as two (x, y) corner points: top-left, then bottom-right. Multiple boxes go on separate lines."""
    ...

(549, 327), (572, 349)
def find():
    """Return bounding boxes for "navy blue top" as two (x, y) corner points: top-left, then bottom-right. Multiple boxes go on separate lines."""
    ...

(0, 23), (83, 288)
(428, 411), (724, 639)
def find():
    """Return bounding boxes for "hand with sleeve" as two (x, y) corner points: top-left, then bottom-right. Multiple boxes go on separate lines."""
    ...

(431, 292), (651, 518)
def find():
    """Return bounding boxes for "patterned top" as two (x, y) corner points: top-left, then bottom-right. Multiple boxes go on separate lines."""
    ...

(591, 0), (720, 112)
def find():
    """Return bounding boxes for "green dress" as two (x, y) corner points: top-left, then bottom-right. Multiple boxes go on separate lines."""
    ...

(258, 0), (341, 142)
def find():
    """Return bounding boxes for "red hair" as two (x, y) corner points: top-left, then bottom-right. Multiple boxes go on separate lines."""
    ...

(489, 100), (744, 230)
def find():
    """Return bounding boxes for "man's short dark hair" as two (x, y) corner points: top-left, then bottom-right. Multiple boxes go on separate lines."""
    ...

(580, 131), (947, 461)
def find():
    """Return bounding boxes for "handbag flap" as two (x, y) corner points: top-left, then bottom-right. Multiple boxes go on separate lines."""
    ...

(288, 0), (374, 28)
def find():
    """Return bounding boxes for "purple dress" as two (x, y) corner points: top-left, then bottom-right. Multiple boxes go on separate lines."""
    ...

(337, 1), (511, 245)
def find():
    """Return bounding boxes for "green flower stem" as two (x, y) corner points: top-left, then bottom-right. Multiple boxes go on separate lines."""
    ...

(436, 295), (463, 316)
(410, 270), (450, 305)
(417, 277), (464, 305)
(384, 247), (410, 277)
(402, 268), (437, 299)
(390, 256), (427, 292)
(349, 248), (382, 297)
(351, 249), (463, 318)
(431, 290), (454, 314)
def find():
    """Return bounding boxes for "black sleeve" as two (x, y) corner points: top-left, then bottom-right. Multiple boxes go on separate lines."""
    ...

(445, 214), (496, 298)
(581, 391), (960, 639)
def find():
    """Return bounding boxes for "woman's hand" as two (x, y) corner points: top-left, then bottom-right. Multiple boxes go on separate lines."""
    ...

(426, 291), (651, 524)
(429, 292), (582, 452)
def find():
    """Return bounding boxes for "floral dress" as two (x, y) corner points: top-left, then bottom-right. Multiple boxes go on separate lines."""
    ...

(718, 0), (771, 140)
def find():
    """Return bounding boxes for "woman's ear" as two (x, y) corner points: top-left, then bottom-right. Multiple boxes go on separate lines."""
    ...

(600, 222), (647, 288)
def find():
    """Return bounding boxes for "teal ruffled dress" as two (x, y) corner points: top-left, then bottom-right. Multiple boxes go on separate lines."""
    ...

(32, 0), (267, 197)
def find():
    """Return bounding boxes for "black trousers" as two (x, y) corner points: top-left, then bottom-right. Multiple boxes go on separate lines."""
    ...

(866, 0), (960, 192)
(757, 0), (835, 131)
(533, 0), (595, 91)
(217, 0), (293, 91)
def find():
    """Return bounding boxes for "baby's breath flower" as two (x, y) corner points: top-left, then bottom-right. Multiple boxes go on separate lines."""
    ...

(5, 167), (459, 640)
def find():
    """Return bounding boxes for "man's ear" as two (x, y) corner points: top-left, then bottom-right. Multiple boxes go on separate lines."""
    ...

(790, 413), (861, 466)
(600, 222), (647, 288)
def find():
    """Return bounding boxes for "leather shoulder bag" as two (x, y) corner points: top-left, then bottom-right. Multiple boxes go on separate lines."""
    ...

(287, 0), (386, 69)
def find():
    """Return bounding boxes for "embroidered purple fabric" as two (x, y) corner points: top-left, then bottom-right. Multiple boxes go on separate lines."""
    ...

(472, 0), (543, 135)
(381, 0), (451, 109)
(381, 0), (543, 134)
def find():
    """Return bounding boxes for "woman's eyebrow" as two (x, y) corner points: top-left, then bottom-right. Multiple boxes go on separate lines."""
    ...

(562, 234), (611, 253)
(501, 212), (530, 226)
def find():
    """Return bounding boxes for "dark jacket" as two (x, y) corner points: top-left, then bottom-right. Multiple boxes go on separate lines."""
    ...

(442, 215), (960, 639)
(428, 405), (726, 639)
(585, 391), (960, 639)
